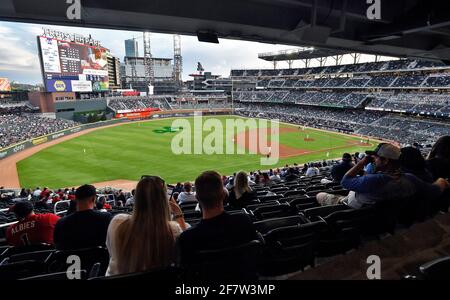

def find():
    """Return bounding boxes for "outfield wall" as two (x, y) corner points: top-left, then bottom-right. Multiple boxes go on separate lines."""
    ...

(0, 109), (233, 161)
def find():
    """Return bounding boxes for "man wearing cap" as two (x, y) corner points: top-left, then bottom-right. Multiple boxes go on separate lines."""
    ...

(6, 201), (60, 247)
(317, 143), (449, 209)
(330, 153), (355, 183)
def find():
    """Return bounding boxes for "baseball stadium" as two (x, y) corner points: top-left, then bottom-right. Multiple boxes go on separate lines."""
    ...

(0, 0), (450, 286)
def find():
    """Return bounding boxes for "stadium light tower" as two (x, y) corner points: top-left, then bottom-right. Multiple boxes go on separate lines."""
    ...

(173, 34), (183, 83)
(143, 31), (155, 93)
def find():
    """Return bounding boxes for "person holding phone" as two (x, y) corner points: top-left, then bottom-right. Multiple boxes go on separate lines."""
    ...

(316, 143), (449, 209)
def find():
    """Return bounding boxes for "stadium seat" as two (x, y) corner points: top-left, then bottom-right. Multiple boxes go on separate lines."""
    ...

(0, 243), (54, 263)
(5, 250), (54, 264)
(259, 221), (326, 276)
(419, 256), (450, 280)
(251, 203), (294, 220)
(316, 209), (371, 257)
(179, 200), (198, 207)
(46, 247), (110, 276)
(302, 204), (350, 221)
(288, 198), (320, 211)
(253, 215), (307, 234)
(246, 201), (280, 212)
(182, 240), (262, 280)
(283, 190), (306, 197)
(0, 260), (48, 280)
(258, 194), (283, 202)
(20, 270), (87, 280)
(89, 266), (182, 280)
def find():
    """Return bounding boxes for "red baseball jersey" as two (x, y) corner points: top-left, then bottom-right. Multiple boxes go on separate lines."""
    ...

(6, 213), (60, 247)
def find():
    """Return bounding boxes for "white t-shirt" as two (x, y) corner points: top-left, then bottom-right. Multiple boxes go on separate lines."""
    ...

(178, 192), (197, 204)
(105, 214), (182, 276)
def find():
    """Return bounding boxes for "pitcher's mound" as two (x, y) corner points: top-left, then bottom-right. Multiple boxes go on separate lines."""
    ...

(304, 138), (315, 142)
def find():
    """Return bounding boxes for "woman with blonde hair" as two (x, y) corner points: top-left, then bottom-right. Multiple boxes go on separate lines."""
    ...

(105, 176), (187, 276)
(227, 171), (257, 209)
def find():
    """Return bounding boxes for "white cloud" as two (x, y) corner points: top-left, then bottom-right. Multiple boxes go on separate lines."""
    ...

(0, 21), (396, 84)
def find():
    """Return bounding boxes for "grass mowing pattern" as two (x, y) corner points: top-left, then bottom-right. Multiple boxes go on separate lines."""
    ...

(17, 116), (375, 188)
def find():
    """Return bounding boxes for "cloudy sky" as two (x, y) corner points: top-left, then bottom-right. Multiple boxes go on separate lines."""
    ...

(0, 21), (392, 84)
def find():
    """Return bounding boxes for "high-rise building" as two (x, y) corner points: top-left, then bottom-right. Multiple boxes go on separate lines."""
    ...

(106, 53), (121, 90)
(124, 39), (139, 58)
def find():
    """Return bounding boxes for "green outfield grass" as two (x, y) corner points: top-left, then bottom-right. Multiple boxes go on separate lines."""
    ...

(17, 115), (376, 188)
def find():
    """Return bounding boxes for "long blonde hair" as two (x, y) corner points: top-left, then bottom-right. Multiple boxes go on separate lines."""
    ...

(115, 177), (175, 274)
(234, 171), (251, 199)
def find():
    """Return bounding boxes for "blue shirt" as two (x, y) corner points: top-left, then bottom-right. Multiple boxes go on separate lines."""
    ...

(341, 172), (441, 209)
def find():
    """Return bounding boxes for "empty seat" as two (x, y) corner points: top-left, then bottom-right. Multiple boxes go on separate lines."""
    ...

(303, 204), (350, 221)
(283, 190), (306, 197)
(259, 221), (326, 276)
(316, 209), (370, 257)
(0, 244), (54, 262)
(288, 198), (320, 211)
(179, 200), (198, 207)
(252, 203), (294, 220)
(89, 266), (182, 280)
(253, 215), (307, 234)
(0, 260), (47, 280)
(258, 194), (282, 202)
(46, 247), (110, 276)
(20, 270), (87, 280)
(6, 250), (54, 264)
(246, 201), (280, 212)
(183, 240), (262, 280)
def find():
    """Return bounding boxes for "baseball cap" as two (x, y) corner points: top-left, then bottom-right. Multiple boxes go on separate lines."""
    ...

(342, 153), (352, 161)
(366, 143), (401, 160)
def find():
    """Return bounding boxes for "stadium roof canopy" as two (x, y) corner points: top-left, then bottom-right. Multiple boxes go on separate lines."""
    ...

(1, 0), (450, 62)
(258, 47), (350, 62)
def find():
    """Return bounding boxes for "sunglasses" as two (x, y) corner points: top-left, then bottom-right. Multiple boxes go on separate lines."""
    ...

(141, 175), (165, 184)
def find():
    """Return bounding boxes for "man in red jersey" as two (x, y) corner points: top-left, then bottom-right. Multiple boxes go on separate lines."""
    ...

(6, 201), (60, 246)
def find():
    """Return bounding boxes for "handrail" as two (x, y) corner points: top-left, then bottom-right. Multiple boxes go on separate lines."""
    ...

(54, 200), (71, 215)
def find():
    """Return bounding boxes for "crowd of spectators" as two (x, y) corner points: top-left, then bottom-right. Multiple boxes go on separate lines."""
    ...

(0, 114), (80, 149)
(235, 102), (450, 146)
(107, 96), (172, 111)
(0, 135), (448, 279)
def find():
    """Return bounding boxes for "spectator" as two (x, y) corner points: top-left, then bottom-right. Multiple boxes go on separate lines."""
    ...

(285, 168), (299, 182)
(105, 176), (186, 276)
(178, 171), (258, 264)
(260, 172), (272, 186)
(173, 182), (183, 194)
(329, 153), (354, 183)
(54, 184), (112, 250)
(270, 170), (281, 182)
(227, 171), (257, 209)
(117, 190), (126, 205)
(172, 192), (179, 202)
(19, 188), (28, 198)
(6, 201), (60, 246)
(96, 196), (110, 212)
(426, 136), (450, 180)
(400, 146), (433, 183)
(305, 164), (320, 177)
(316, 144), (449, 209)
(178, 182), (197, 204)
(32, 187), (41, 198)
(125, 189), (135, 206)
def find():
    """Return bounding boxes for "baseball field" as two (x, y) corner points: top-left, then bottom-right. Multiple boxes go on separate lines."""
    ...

(15, 115), (376, 189)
